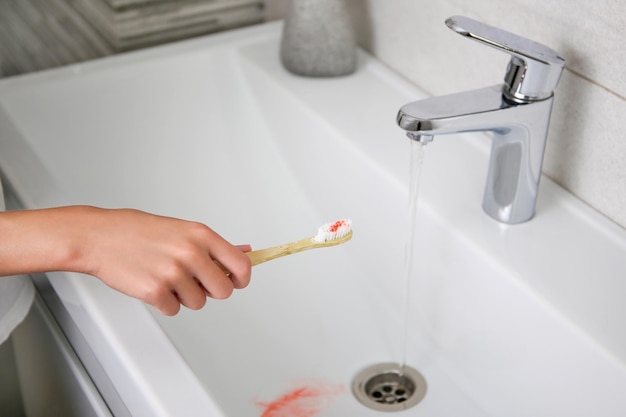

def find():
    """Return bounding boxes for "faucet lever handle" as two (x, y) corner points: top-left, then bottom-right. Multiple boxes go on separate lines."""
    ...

(446, 15), (565, 103)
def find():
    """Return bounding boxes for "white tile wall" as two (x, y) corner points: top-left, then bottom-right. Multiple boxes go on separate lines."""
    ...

(266, 0), (626, 228)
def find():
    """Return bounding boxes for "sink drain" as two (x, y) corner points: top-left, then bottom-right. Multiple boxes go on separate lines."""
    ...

(352, 363), (427, 412)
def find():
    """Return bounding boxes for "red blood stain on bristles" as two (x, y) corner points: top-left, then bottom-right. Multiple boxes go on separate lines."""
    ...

(328, 220), (347, 233)
(255, 382), (345, 417)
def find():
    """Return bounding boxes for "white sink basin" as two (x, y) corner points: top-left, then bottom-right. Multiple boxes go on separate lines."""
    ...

(1, 22), (625, 417)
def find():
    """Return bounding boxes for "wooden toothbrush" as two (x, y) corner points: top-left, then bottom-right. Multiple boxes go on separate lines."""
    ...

(217, 219), (352, 272)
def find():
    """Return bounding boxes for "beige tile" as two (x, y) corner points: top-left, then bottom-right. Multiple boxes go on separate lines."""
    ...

(545, 69), (626, 227)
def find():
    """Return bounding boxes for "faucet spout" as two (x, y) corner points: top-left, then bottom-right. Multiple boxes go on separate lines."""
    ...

(398, 85), (554, 224)
(396, 16), (564, 224)
(398, 85), (514, 134)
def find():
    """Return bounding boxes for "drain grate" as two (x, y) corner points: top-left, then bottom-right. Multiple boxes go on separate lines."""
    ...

(352, 363), (427, 412)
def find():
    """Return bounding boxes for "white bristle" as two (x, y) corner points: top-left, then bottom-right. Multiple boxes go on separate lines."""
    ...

(313, 219), (352, 242)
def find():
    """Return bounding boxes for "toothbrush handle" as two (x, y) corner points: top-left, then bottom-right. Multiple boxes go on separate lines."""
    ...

(246, 237), (320, 266)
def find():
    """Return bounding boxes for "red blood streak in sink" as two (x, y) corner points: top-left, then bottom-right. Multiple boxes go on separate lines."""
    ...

(256, 382), (345, 417)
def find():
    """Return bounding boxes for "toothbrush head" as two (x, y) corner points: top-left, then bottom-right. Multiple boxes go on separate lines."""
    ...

(313, 219), (353, 243)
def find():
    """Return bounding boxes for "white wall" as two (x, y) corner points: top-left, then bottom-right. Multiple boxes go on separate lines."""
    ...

(266, 0), (626, 228)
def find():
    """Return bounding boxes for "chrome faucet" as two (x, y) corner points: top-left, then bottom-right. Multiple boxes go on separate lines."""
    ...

(397, 16), (565, 224)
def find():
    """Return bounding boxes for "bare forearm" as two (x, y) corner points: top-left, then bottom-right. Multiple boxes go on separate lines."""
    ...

(0, 206), (91, 276)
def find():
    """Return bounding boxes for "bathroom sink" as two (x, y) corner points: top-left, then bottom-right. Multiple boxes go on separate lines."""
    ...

(1, 22), (625, 417)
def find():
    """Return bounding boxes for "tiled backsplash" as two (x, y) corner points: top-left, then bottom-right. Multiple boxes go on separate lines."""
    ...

(267, 0), (626, 229)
